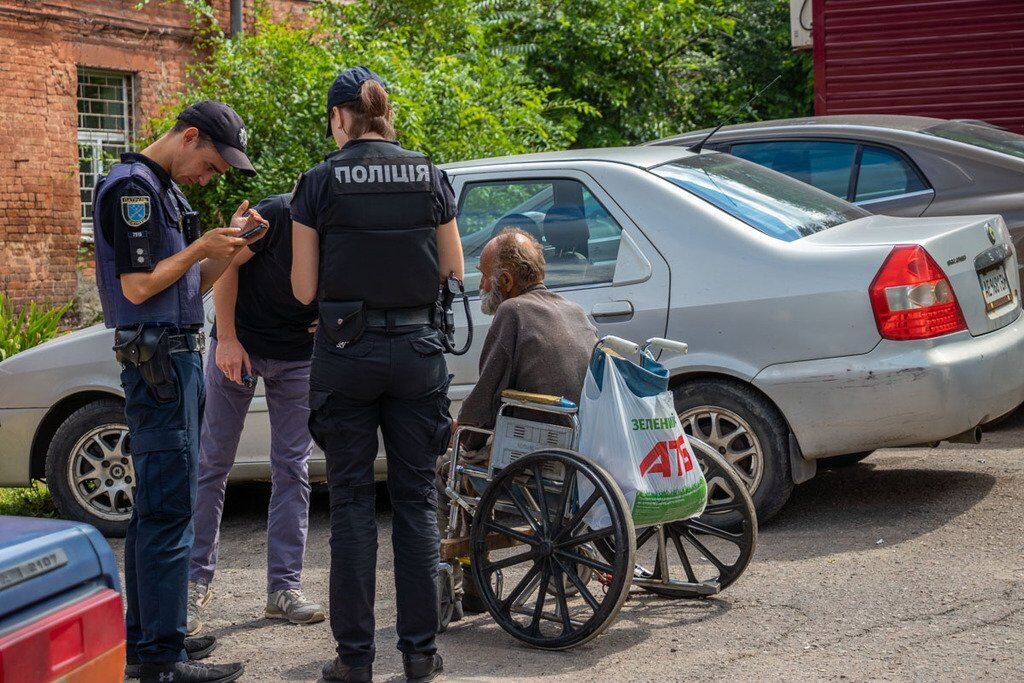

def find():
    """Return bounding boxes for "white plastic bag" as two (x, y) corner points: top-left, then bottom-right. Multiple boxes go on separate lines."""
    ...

(577, 349), (707, 527)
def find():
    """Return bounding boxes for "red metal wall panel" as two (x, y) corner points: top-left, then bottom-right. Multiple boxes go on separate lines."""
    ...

(813, 0), (1024, 133)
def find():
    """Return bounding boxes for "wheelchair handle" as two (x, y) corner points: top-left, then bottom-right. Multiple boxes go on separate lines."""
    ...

(598, 335), (640, 357)
(643, 337), (688, 356)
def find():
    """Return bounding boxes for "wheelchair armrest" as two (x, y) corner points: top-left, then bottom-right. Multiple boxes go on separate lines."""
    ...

(500, 389), (577, 409)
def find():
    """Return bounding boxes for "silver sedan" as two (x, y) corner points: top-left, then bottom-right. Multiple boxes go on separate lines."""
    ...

(2, 145), (1022, 531)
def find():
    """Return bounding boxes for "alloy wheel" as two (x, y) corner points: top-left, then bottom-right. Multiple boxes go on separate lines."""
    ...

(679, 407), (763, 496)
(66, 424), (135, 523)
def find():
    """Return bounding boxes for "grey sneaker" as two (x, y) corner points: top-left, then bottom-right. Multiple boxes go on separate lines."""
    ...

(265, 588), (326, 624)
(187, 581), (212, 636)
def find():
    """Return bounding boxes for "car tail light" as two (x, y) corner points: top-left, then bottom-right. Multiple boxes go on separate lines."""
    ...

(0, 589), (124, 682)
(869, 244), (967, 340)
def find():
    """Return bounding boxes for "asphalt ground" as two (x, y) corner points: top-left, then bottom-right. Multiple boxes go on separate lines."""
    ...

(112, 414), (1024, 682)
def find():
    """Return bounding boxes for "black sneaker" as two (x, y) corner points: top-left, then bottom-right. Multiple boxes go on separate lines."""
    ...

(403, 653), (443, 682)
(139, 660), (243, 683)
(125, 637), (219, 678)
(321, 657), (372, 682)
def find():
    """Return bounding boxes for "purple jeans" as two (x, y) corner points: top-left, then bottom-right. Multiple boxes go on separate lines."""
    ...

(189, 338), (313, 592)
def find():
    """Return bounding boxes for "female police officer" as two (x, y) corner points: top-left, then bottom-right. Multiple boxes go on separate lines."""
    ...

(290, 67), (463, 683)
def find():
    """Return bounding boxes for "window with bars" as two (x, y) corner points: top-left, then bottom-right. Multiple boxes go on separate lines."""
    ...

(77, 68), (134, 240)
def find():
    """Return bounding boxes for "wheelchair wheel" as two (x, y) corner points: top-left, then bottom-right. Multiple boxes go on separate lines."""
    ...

(437, 562), (455, 633)
(597, 437), (757, 599)
(469, 449), (635, 650)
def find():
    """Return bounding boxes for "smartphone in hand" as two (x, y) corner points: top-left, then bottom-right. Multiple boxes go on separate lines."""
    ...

(239, 222), (267, 239)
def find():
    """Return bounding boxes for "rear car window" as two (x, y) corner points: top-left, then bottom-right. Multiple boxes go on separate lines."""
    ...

(922, 121), (1024, 161)
(651, 153), (868, 242)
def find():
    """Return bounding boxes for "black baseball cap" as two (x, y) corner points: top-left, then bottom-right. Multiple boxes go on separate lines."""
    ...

(177, 100), (256, 177)
(325, 66), (387, 138)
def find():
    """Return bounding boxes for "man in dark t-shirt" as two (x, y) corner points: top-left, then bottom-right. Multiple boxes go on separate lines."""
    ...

(187, 194), (325, 633)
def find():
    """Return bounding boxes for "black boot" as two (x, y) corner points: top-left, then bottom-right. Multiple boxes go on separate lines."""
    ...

(126, 636), (219, 678)
(321, 657), (372, 682)
(139, 660), (243, 683)
(403, 653), (443, 682)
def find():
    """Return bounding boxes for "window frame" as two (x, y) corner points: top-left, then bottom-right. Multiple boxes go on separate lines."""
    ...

(448, 168), (641, 297)
(723, 137), (933, 206)
(76, 67), (136, 242)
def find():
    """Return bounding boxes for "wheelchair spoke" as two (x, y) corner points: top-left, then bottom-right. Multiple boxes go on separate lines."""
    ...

(681, 529), (729, 573)
(684, 519), (744, 544)
(554, 548), (615, 575)
(529, 561), (552, 636)
(669, 526), (699, 583)
(635, 525), (658, 548)
(530, 463), (551, 533)
(555, 525), (615, 550)
(502, 482), (544, 537)
(550, 557), (573, 635)
(484, 520), (538, 546)
(551, 465), (578, 535)
(554, 555), (600, 613)
(483, 548), (539, 574)
(702, 500), (745, 515)
(555, 489), (602, 543)
(501, 562), (542, 613)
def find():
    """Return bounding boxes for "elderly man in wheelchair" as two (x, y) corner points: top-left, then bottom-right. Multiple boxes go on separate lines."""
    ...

(437, 228), (598, 621)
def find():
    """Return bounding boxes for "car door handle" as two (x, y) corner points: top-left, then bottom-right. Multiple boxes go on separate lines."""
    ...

(591, 301), (634, 320)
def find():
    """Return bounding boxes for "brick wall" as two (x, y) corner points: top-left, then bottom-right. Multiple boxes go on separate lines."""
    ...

(0, 1), (311, 313)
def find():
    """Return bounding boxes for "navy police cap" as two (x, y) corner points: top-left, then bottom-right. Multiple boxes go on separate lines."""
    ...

(177, 100), (256, 177)
(325, 66), (387, 138)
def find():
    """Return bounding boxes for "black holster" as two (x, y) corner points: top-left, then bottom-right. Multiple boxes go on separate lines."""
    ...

(113, 327), (178, 403)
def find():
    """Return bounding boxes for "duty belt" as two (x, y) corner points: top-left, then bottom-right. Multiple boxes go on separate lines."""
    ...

(167, 330), (205, 354)
(364, 307), (433, 330)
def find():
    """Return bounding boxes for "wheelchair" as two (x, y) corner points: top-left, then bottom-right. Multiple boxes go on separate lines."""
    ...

(437, 336), (758, 649)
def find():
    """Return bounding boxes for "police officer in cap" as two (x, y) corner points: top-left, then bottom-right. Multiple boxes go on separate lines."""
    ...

(92, 100), (267, 683)
(291, 67), (463, 682)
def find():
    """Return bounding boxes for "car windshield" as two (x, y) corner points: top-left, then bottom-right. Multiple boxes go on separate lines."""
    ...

(651, 153), (868, 242)
(921, 121), (1024, 160)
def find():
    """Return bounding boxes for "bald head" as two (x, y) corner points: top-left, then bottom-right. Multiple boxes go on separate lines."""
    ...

(479, 228), (546, 314)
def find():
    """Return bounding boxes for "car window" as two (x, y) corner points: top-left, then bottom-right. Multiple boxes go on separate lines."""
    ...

(854, 146), (928, 202)
(922, 121), (1024, 161)
(651, 153), (869, 242)
(457, 178), (623, 294)
(729, 141), (856, 198)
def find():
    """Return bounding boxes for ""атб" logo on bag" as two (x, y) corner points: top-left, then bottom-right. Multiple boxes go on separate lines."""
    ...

(639, 435), (695, 478)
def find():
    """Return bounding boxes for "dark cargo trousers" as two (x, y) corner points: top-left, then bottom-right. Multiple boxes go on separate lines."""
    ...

(120, 344), (204, 664)
(308, 326), (452, 667)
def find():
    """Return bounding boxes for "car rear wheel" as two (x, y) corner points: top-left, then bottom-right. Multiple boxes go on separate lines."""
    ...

(673, 379), (793, 523)
(45, 399), (132, 537)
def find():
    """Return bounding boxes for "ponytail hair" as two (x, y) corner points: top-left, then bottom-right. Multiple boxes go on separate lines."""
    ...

(337, 80), (395, 139)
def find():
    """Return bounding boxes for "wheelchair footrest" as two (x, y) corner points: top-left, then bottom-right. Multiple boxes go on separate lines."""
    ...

(634, 575), (721, 596)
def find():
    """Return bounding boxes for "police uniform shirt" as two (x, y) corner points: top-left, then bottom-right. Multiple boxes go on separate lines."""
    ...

(290, 139), (457, 232)
(97, 152), (172, 275)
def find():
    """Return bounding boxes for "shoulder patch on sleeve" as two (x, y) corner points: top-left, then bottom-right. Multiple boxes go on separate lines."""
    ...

(120, 195), (151, 227)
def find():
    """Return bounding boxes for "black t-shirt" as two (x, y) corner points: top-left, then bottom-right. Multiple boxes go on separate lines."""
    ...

(290, 139), (458, 231)
(211, 194), (318, 361)
(97, 152), (177, 276)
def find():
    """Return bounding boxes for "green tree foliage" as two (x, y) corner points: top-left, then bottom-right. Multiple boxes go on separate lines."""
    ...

(476, 0), (811, 146)
(146, 1), (586, 228)
(145, 0), (809, 222)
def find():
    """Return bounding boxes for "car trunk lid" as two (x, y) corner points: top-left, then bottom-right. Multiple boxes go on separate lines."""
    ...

(802, 214), (1020, 336)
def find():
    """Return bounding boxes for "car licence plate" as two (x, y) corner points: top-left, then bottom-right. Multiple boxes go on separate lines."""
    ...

(979, 263), (1013, 311)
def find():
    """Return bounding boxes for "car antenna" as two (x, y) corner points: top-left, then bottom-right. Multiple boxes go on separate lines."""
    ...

(688, 75), (782, 154)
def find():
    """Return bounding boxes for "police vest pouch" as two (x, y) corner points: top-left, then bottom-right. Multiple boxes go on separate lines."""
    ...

(113, 327), (178, 404)
(318, 301), (366, 349)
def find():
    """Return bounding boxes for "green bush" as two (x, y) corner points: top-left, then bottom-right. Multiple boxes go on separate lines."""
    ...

(0, 294), (72, 361)
(147, 1), (587, 228)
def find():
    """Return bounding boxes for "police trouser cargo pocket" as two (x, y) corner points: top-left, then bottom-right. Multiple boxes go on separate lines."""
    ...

(131, 429), (193, 518)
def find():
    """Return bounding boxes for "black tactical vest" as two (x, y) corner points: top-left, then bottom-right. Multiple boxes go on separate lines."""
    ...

(318, 140), (440, 310)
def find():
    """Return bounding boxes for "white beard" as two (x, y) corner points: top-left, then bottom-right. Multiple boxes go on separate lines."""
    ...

(480, 285), (504, 315)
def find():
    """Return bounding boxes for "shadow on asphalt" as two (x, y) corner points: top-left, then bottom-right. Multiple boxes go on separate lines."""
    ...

(761, 463), (996, 562)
